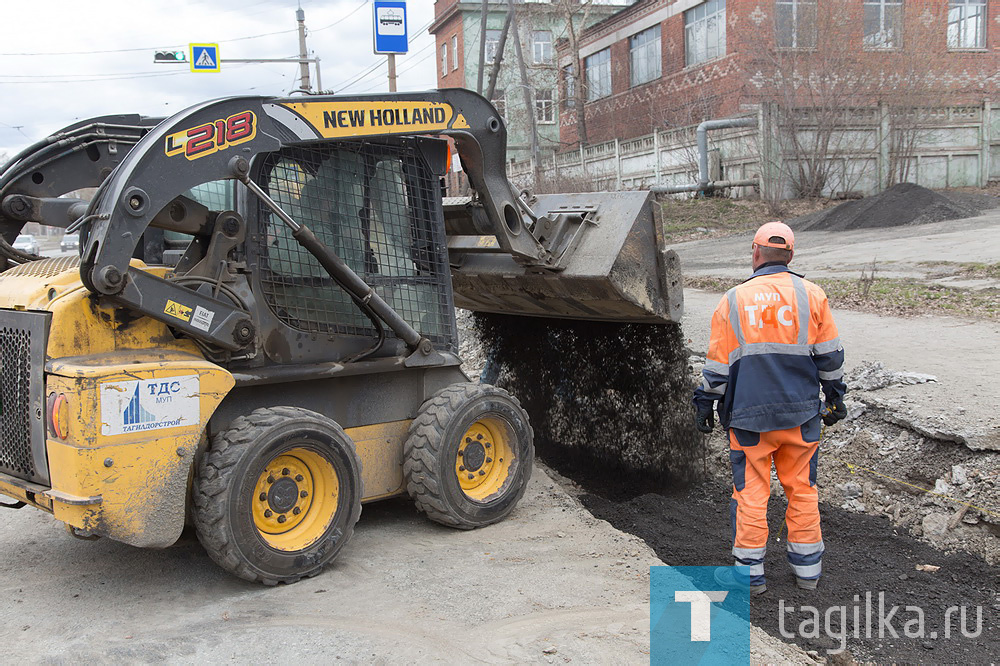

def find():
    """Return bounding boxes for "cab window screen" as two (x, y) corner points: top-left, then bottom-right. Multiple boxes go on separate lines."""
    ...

(256, 140), (453, 347)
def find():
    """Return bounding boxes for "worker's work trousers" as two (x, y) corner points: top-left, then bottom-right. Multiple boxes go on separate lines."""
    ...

(728, 415), (824, 586)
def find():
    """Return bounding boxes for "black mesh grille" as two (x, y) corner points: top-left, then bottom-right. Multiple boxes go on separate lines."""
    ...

(0, 324), (36, 478)
(255, 140), (453, 346)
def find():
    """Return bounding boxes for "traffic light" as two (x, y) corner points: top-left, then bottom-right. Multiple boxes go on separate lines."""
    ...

(154, 51), (187, 63)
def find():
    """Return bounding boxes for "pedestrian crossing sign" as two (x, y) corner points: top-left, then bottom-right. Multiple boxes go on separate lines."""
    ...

(189, 43), (220, 73)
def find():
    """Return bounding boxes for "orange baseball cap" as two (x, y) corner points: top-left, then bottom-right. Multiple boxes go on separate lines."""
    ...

(753, 221), (794, 250)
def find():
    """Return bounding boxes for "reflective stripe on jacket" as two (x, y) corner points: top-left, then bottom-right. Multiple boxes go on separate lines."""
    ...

(693, 264), (846, 432)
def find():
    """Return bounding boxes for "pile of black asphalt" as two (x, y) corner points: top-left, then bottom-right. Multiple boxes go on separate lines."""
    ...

(790, 182), (1000, 231)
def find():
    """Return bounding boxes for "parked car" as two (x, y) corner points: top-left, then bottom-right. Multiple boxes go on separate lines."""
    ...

(12, 234), (40, 255)
(60, 233), (80, 252)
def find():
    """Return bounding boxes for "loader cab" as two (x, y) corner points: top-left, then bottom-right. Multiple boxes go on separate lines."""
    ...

(148, 136), (457, 367)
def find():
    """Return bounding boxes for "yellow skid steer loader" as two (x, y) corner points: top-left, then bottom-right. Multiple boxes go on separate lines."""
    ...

(0, 90), (682, 584)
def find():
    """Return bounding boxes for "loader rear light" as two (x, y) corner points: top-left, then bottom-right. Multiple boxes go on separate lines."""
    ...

(47, 393), (70, 440)
(445, 143), (453, 174)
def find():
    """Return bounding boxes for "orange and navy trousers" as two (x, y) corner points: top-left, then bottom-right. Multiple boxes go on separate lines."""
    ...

(729, 415), (824, 586)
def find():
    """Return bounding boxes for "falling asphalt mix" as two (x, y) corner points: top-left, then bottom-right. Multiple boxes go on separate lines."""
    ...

(468, 311), (999, 663)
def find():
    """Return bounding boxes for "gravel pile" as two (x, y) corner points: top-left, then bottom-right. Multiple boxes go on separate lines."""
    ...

(790, 182), (1000, 231)
(845, 359), (937, 391)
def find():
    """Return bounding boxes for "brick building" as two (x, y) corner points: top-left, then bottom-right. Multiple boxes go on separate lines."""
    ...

(557, 0), (1000, 148)
(430, 0), (630, 165)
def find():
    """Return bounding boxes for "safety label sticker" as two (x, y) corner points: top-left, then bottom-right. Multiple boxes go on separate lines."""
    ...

(164, 300), (193, 322)
(191, 305), (216, 332)
(100, 375), (200, 436)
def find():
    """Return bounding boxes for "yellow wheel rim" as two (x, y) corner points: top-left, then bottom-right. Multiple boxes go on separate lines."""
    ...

(251, 447), (339, 552)
(455, 416), (515, 502)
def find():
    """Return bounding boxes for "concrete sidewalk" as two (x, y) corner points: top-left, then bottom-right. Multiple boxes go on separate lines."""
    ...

(682, 288), (1000, 451)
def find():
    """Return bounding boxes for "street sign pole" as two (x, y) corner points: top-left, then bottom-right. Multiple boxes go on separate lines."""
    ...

(388, 54), (397, 92)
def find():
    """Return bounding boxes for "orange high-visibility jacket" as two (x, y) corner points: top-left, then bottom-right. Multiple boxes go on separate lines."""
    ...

(693, 264), (846, 432)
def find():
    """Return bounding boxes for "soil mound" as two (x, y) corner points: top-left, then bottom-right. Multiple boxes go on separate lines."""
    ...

(790, 183), (1000, 231)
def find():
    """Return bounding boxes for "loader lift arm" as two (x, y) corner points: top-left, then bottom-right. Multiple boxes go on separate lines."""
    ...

(76, 90), (552, 352)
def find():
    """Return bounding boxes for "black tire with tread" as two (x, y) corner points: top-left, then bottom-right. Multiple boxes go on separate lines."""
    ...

(403, 382), (533, 529)
(192, 406), (362, 585)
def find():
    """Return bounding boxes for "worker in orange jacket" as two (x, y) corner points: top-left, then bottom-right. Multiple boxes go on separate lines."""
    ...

(693, 222), (847, 594)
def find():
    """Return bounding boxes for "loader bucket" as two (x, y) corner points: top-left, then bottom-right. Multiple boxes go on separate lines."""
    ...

(448, 191), (682, 324)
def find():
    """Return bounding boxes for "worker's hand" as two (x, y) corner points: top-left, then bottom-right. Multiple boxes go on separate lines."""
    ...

(821, 397), (848, 426)
(695, 404), (715, 433)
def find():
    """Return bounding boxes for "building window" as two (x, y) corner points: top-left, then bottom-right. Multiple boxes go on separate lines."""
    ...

(630, 25), (661, 86)
(863, 0), (903, 48)
(948, 0), (987, 49)
(775, 0), (817, 49)
(451, 35), (459, 70)
(563, 64), (576, 108)
(492, 89), (507, 119)
(486, 29), (502, 62)
(685, 0), (726, 66)
(584, 48), (611, 101)
(532, 30), (552, 64)
(440, 43), (448, 77)
(535, 89), (555, 123)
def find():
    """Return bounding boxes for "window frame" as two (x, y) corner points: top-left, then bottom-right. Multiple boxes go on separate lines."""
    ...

(563, 64), (577, 109)
(584, 47), (612, 101)
(451, 35), (459, 70)
(440, 43), (448, 77)
(775, 0), (817, 50)
(685, 0), (727, 67)
(485, 29), (502, 62)
(535, 88), (555, 124)
(532, 30), (553, 65)
(629, 25), (662, 87)
(947, 0), (988, 50)
(863, 0), (903, 50)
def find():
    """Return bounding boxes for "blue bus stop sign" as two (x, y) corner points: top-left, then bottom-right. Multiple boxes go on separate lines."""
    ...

(373, 1), (408, 54)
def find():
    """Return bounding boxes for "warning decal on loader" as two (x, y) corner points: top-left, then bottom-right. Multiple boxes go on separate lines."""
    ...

(280, 100), (455, 139)
(100, 375), (200, 436)
(164, 300), (193, 322)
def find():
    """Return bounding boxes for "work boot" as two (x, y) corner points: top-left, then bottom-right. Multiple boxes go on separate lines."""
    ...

(713, 566), (767, 596)
(796, 577), (819, 590)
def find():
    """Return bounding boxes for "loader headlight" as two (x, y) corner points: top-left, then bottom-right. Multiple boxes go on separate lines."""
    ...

(47, 393), (70, 440)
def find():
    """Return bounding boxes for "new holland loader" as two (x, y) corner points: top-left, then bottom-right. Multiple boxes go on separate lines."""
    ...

(0, 90), (682, 583)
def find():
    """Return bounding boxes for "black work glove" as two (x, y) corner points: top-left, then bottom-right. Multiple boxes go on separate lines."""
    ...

(822, 397), (848, 426)
(695, 404), (715, 433)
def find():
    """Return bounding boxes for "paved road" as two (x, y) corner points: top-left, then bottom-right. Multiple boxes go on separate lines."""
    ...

(674, 208), (1000, 288)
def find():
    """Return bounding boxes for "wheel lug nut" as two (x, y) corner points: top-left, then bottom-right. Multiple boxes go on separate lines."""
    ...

(467, 474), (475, 480)
(293, 507), (301, 515)
(282, 468), (290, 476)
(476, 434), (483, 440)
(300, 490), (308, 498)
(485, 442), (491, 448)
(479, 470), (486, 476)
(486, 457), (492, 463)
(259, 492), (267, 501)
(459, 465), (466, 472)
(295, 474), (304, 482)
(465, 437), (472, 443)
(267, 475), (275, 484)
(277, 514), (287, 523)
(458, 450), (464, 457)
(264, 509), (272, 518)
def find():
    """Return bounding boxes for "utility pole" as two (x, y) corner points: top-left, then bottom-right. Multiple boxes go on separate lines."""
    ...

(296, 6), (312, 92)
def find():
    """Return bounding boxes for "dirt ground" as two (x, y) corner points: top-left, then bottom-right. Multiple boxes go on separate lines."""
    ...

(0, 459), (806, 663)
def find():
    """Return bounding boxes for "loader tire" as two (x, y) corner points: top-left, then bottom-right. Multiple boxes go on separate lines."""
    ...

(404, 383), (533, 529)
(192, 406), (362, 585)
